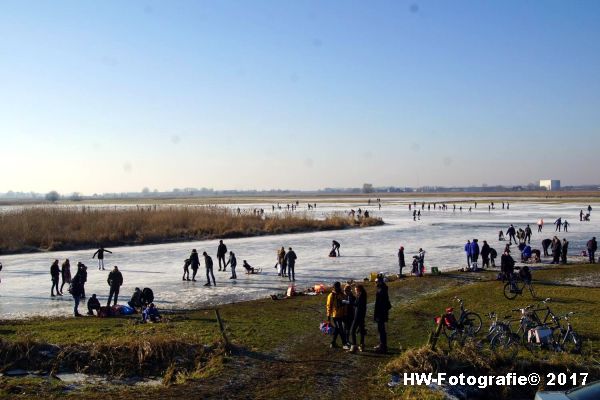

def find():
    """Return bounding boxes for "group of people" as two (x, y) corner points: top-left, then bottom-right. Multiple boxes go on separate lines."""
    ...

(326, 274), (390, 354)
(396, 247), (426, 276)
(181, 240), (299, 285)
(464, 239), (497, 270)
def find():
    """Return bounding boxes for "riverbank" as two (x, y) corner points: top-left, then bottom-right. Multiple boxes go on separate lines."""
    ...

(0, 207), (382, 255)
(0, 263), (598, 399)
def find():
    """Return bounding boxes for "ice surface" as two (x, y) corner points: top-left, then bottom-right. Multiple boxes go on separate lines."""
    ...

(0, 198), (598, 318)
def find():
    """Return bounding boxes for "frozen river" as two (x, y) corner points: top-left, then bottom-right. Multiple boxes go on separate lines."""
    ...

(0, 198), (598, 318)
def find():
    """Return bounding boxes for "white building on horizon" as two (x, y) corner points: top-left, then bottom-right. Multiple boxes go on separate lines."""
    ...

(540, 179), (560, 191)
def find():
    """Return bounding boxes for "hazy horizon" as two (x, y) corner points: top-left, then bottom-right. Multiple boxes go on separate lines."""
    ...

(2, 1), (599, 194)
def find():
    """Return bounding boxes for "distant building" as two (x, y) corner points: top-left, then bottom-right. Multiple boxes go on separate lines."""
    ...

(540, 179), (560, 191)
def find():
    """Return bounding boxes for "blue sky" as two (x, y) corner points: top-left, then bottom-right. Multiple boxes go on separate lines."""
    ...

(1, 0), (599, 193)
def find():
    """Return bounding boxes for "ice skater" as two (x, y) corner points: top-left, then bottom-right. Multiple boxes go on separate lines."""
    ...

(331, 240), (341, 257)
(398, 246), (405, 277)
(554, 218), (562, 232)
(106, 266), (123, 306)
(538, 218), (544, 232)
(506, 225), (517, 244)
(92, 246), (112, 270)
(226, 251), (237, 279)
(203, 251), (216, 286)
(285, 247), (297, 281)
(50, 259), (61, 297)
(563, 220), (569, 232)
(189, 249), (200, 281)
(216, 240), (228, 271)
(182, 258), (191, 281)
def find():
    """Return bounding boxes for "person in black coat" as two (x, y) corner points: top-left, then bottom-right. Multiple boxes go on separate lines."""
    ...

(481, 241), (491, 268)
(551, 237), (562, 264)
(70, 272), (85, 317)
(284, 247), (297, 281)
(374, 275), (391, 354)
(216, 240), (228, 271)
(587, 237), (598, 263)
(347, 284), (367, 353)
(203, 252), (216, 286)
(106, 266), (123, 306)
(87, 294), (101, 316)
(541, 238), (552, 257)
(50, 259), (61, 297)
(500, 250), (515, 281)
(189, 249), (200, 281)
(398, 247), (406, 277)
(561, 239), (569, 264)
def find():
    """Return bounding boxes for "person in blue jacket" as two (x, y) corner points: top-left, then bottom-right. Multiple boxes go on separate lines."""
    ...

(470, 239), (480, 270)
(464, 240), (472, 269)
(521, 244), (533, 262)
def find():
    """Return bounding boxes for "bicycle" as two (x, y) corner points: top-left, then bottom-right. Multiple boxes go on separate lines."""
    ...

(503, 267), (537, 300)
(441, 297), (483, 348)
(486, 312), (520, 360)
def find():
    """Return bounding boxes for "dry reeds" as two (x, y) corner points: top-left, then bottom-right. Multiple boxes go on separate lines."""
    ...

(0, 206), (383, 254)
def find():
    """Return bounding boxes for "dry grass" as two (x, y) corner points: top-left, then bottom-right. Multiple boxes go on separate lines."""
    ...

(0, 206), (383, 254)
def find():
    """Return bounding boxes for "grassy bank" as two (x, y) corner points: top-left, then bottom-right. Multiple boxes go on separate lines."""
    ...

(0, 264), (598, 399)
(0, 207), (382, 254)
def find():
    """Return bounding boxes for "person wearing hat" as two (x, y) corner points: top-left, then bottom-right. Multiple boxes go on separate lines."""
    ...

(374, 274), (391, 354)
(397, 246), (405, 277)
(189, 249), (200, 281)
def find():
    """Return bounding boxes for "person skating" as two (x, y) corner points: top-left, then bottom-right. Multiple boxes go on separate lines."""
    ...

(397, 246), (406, 277)
(87, 294), (101, 316)
(50, 260), (61, 297)
(374, 274), (391, 354)
(203, 252), (216, 286)
(563, 220), (569, 232)
(106, 266), (123, 306)
(347, 284), (367, 353)
(587, 237), (597, 263)
(285, 247), (297, 281)
(189, 249), (200, 281)
(216, 240), (228, 271)
(60, 259), (72, 295)
(588, 205), (592, 214)
(538, 219), (544, 233)
(524, 225), (532, 244)
(542, 238), (552, 257)
(331, 240), (341, 257)
(481, 241), (491, 269)
(555, 218), (562, 232)
(326, 282), (348, 349)
(561, 239), (569, 264)
(182, 259), (191, 281)
(506, 225), (517, 244)
(92, 246), (112, 270)
(417, 248), (426, 275)
(464, 240), (472, 269)
(226, 251), (237, 279)
(580, 210), (584, 221)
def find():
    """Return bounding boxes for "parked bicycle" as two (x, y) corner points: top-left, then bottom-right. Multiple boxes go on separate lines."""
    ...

(503, 266), (537, 300)
(440, 297), (483, 348)
(487, 312), (520, 359)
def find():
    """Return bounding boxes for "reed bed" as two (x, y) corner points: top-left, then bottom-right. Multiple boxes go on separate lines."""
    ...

(0, 206), (383, 254)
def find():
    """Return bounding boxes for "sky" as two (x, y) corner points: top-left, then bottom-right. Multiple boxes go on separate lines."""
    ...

(1, 0), (599, 194)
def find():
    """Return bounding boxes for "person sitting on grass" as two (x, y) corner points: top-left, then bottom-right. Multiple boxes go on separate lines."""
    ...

(242, 260), (260, 274)
(87, 294), (101, 316)
(142, 303), (161, 323)
(521, 244), (532, 263)
(128, 287), (143, 311)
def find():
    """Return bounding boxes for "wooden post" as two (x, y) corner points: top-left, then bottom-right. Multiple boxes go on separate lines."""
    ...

(214, 308), (230, 351)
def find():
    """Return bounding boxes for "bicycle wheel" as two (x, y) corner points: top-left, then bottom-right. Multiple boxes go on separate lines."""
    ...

(561, 331), (582, 354)
(462, 312), (483, 335)
(490, 332), (519, 360)
(503, 281), (521, 300)
(448, 331), (465, 350)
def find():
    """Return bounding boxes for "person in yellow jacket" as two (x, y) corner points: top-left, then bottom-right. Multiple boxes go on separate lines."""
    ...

(326, 282), (349, 349)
